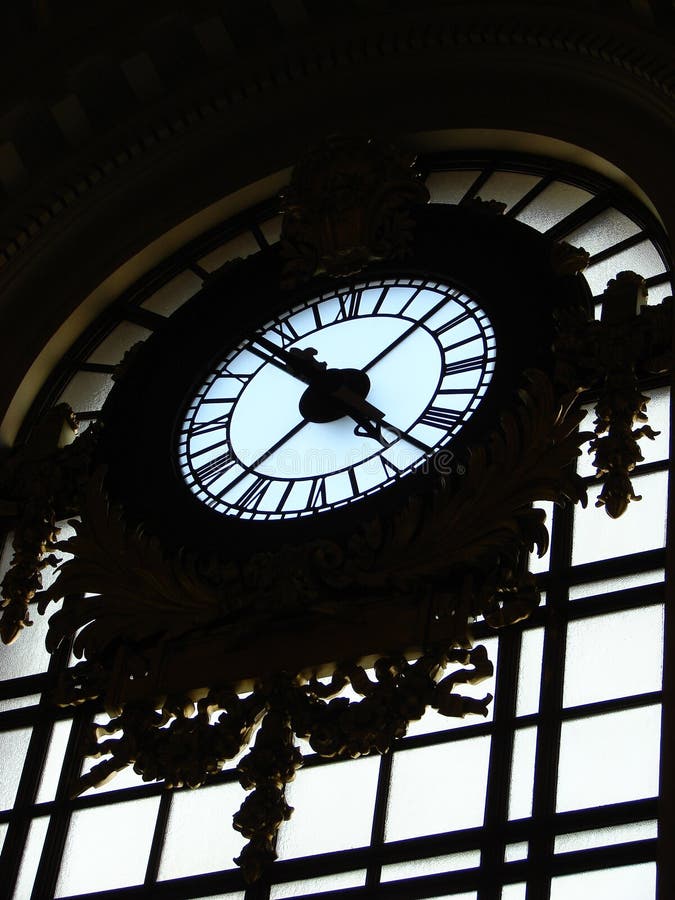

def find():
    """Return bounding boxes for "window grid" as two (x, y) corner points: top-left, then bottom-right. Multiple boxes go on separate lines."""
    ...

(0, 153), (671, 899)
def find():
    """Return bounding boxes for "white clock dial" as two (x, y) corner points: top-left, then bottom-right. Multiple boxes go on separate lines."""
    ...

(177, 277), (496, 520)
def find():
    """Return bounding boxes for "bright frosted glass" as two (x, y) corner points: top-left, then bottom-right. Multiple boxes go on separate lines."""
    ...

(406, 637), (498, 737)
(563, 606), (664, 706)
(528, 500), (554, 574)
(516, 629), (544, 716)
(86, 321), (151, 365)
(426, 170), (481, 204)
(556, 706), (661, 812)
(515, 182), (593, 232)
(56, 796), (160, 895)
(550, 862), (655, 899)
(554, 819), (657, 853)
(476, 172), (541, 210)
(385, 736), (490, 841)
(159, 783), (245, 879)
(571, 471), (668, 565)
(0, 821), (6, 853)
(504, 842), (528, 861)
(270, 870), (366, 897)
(501, 885), (527, 900)
(508, 727), (537, 820)
(36, 719), (72, 802)
(586, 239), (666, 296)
(381, 850), (480, 881)
(277, 755), (379, 859)
(57, 371), (114, 413)
(0, 694), (40, 713)
(199, 231), (260, 273)
(0, 727), (31, 810)
(646, 281), (673, 304)
(14, 816), (49, 900)
(140, 269), (202, 316)
(564, 208), (641, 256)
(569, 569), (664, 600)
(0, 607), (52, 679)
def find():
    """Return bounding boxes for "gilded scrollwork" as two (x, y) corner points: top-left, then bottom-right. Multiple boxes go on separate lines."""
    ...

(76, 644), (492, 882)
(554, 270), (673, 518)
(279, 135), (429, 287)
(0, 406), (98, 644)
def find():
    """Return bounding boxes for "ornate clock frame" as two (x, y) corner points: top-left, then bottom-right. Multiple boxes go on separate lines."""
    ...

(0, 138), (671, 882)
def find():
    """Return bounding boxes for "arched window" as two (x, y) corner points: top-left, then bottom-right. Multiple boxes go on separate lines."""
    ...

(0, 151), (672, 900)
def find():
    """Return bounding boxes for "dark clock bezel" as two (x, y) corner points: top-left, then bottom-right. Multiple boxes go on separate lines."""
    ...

(97, 203), (591, 557)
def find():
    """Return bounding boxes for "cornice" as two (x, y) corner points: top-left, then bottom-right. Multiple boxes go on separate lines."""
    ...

(0, 7), (673, 277)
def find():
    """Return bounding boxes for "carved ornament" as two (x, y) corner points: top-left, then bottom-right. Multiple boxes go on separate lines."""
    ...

(279, 136), (429, 287)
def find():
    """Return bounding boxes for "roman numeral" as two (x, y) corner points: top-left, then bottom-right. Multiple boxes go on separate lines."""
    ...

(371, 285), (390, 314)
(381, 455), (402, 479)
(267, 318), (300, 347)
(443, 355), (485, 377)
(194, 450), (237, 486)
(190, 411), (232, 437)
(331, 289), (364, 322)
(419, 407), (462, 431)
(307, 476), (328, 508)
(433, 309), (472, 338)
(235, 476), (270, 512)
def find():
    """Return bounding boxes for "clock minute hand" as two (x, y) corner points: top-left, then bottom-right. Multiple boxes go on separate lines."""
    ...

(361, 292), (453, 375)
(251, 335), (326, 383)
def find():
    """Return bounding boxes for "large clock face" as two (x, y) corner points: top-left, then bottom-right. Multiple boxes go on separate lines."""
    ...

(177, 277), (496, 520)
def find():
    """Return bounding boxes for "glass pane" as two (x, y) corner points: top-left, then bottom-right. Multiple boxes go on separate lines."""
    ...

(554, 819), (657, 853)
(277, 756), (379, 859)
(571, 471), (668, 565)
(502, 885), (527, 900)
(477, 172), (541, 211)
(159, 782), (245, 879)
(528, 501), (554, 574)
(0, 693), (40, 713)
(563, 208), (641, 256)
(516, 629), (544, 716)
(270, 870), (366, 897)
(556, 705), (661, 812)
(79, 756), (148, 795)
(140, 270), (202, 316)
(0, 605), (53, 679)
(563, 605), (664, 706)
(505, 842), (528, 862)
(86, 321), (152, 365)
(57, 371), (114, 412)
(406, 637), (498, 736)
(0, 727), (31, 810)
(426, 171), (481, 204)
(0, 821), (6, 854)
(515, 182), (593, 232)
(586, 239), (666, 296)
(386, 736), (491, 841)
(381, 850), (480, 881)
(550, 862), (655, 899)
(56, 797), (160, 895)
(14, 816), (49, 900)
(36, 719), (72, 802)
(508, 727), (537, 820)
(569, 569), (664, 600)
(646, 281), (673, 304)
(198, 231), (260, 273)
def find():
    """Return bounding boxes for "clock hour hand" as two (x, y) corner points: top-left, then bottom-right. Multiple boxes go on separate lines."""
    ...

(249, 335), (327, 383)
(333, 383), (434, 455)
